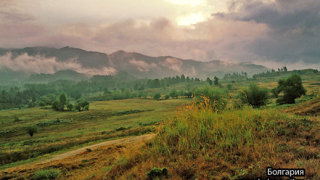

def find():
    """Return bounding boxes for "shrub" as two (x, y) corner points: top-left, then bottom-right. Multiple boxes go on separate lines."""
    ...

(33, 168), (61, 180)
(276, 74), (306, 104)
(84, 104), (89, 111)
(153, 93), (161, 100)
(227, 84), (233, 90)
(38, 101), (46, 107)
(147, 167), (168, 180)
(66, 103), (74, 111)
(170, 89), (178, 99)
(26, 125), (38, 137)
(165, 94), (170, 100)
(239, 83), (269, 107)
(194, 86), (228, 111)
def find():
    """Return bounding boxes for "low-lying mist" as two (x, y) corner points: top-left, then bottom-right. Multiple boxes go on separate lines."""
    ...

(0, 52), (117, 76)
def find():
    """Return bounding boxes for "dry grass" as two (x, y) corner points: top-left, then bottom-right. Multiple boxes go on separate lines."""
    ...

(104, 98), (320, 180)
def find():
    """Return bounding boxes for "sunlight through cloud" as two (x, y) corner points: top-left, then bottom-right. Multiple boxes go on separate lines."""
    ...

(178, 13), (206, 26)
(165, 0), (206, 6)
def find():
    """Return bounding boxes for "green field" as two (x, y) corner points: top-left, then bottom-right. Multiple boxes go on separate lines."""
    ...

(0, 98), (191, 169)
(1, 70), (320, 179)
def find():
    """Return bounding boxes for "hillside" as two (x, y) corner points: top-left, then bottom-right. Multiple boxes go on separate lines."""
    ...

(0, 47), (269, 83)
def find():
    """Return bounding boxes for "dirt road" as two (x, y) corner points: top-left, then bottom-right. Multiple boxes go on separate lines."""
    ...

(40, 133), (155, 164)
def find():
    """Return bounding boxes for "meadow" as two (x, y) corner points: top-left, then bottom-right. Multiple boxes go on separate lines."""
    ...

(1, 70), (320, 179)
(0, 98), (190, 169)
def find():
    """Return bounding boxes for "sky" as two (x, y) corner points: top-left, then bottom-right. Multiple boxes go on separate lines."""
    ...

(1, 0), (320, 69)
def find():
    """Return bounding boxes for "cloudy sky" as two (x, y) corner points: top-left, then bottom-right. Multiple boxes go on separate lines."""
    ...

(1, 0), (320, 69)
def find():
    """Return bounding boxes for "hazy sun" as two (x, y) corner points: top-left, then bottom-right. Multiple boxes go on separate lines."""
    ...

(165, 0), (206, 6)
(178, 13), (206, 26)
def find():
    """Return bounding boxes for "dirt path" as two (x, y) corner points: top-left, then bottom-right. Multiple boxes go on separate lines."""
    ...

(40, 133), (155, 164)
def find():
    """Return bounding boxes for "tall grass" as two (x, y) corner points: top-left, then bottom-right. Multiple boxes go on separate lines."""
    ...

(106, 96), (297, 179)
(151, 96), (285, 161)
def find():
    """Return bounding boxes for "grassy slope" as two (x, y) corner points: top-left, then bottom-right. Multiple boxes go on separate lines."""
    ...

(105, 100), (320, 180)
(0, 98), (190, 168)
(1, 72), (320, 179)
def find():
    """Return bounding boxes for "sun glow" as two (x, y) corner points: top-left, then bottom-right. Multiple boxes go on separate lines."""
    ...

(178, 13), (206, 26)
(165, 0), (206, 6)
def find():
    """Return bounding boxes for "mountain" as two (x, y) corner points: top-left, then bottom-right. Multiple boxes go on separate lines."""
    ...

(28, 70), (88, 83)
(0, 46), (269, 83)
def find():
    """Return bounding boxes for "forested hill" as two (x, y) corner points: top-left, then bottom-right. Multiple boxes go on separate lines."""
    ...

(0, 47), (269, 83)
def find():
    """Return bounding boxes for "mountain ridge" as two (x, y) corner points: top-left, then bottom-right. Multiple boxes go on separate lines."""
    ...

(0, 46), (269, 82)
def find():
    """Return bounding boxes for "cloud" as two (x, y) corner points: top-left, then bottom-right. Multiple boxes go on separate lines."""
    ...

(1, 0), (319, 71)
(214, 0), (320, 65)
(0, 52), (116, 76)
(160, 58), (183, 72)
(129, 59), (157, 72)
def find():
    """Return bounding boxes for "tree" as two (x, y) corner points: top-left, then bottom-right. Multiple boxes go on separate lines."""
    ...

(26, 125), (38, 137)
(283, 66), (288, 72)
(271, 88), (280, 98)
(67, 103), (74, 111)
(239, 83), (269, 107)
(276, 74), (306, 104)
(153, 93), (161, 100)
(52, 100), (60, 111)
(170, 89), (178, 99)
(59, 93), (67, 110)
(38, 101), (46, 107)
(227, 84), (233, 90)
(76, 99), (90, 111)
(214, 76), (219, 86)
(165, 94), (170, 100)
(206, 77), (212, 85)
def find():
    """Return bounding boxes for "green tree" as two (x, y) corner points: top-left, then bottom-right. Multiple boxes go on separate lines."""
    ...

(214, 76), (219, 86)
(239, 83), (269, 107)
(26, 125), (38, 137)
(206, 77), (212, 85)
(276, 74), (306, 104)
(170, 89), (178, 99)
(76, 99), (90, 111)
(153, 93), (161, 100)
(59, 93), (67, 110)
(195, 86), (228, 111)
(38, 101), (46, 107)
(67, 103), (74, 111)
(165, 94), (170, 100)
(52, 100), (60, 111)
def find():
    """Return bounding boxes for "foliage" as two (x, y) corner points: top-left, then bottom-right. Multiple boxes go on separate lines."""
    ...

(194, 86), (228, 111)
(164, 94), (170, 100)
(75, 99), (90, 111)
(170, 89), (178, 99)
(153, 93), (161, 100)
(147, 167), (168, 180)
(213, 76), (219, 86)
(239, 83), (269, 107)
(26, 125), (38, 137)
(33, 168), (61, 180)
(276, 74), (306, 104)
(38, 101), (46, 107)
(66, 103), (74, 111)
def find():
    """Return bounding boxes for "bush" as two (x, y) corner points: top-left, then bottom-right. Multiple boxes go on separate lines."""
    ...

(239, 83), (269, 107)
(194, 86), (228, 111)
(170, 89), (178, 99)
(66, 103), (74, 111)
(38, 101), (46, 107)
(26, 125), (38, 137)
(153, 93), (161, 100)
(33, 168), (61, 180)
(165, 94), (170, 100)
(276, 74), (306, 104)
(147, 167), (168, 180)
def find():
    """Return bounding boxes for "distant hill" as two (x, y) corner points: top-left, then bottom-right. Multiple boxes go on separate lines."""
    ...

(28, 70), (88, 83)
(0, 46), (269, 84)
